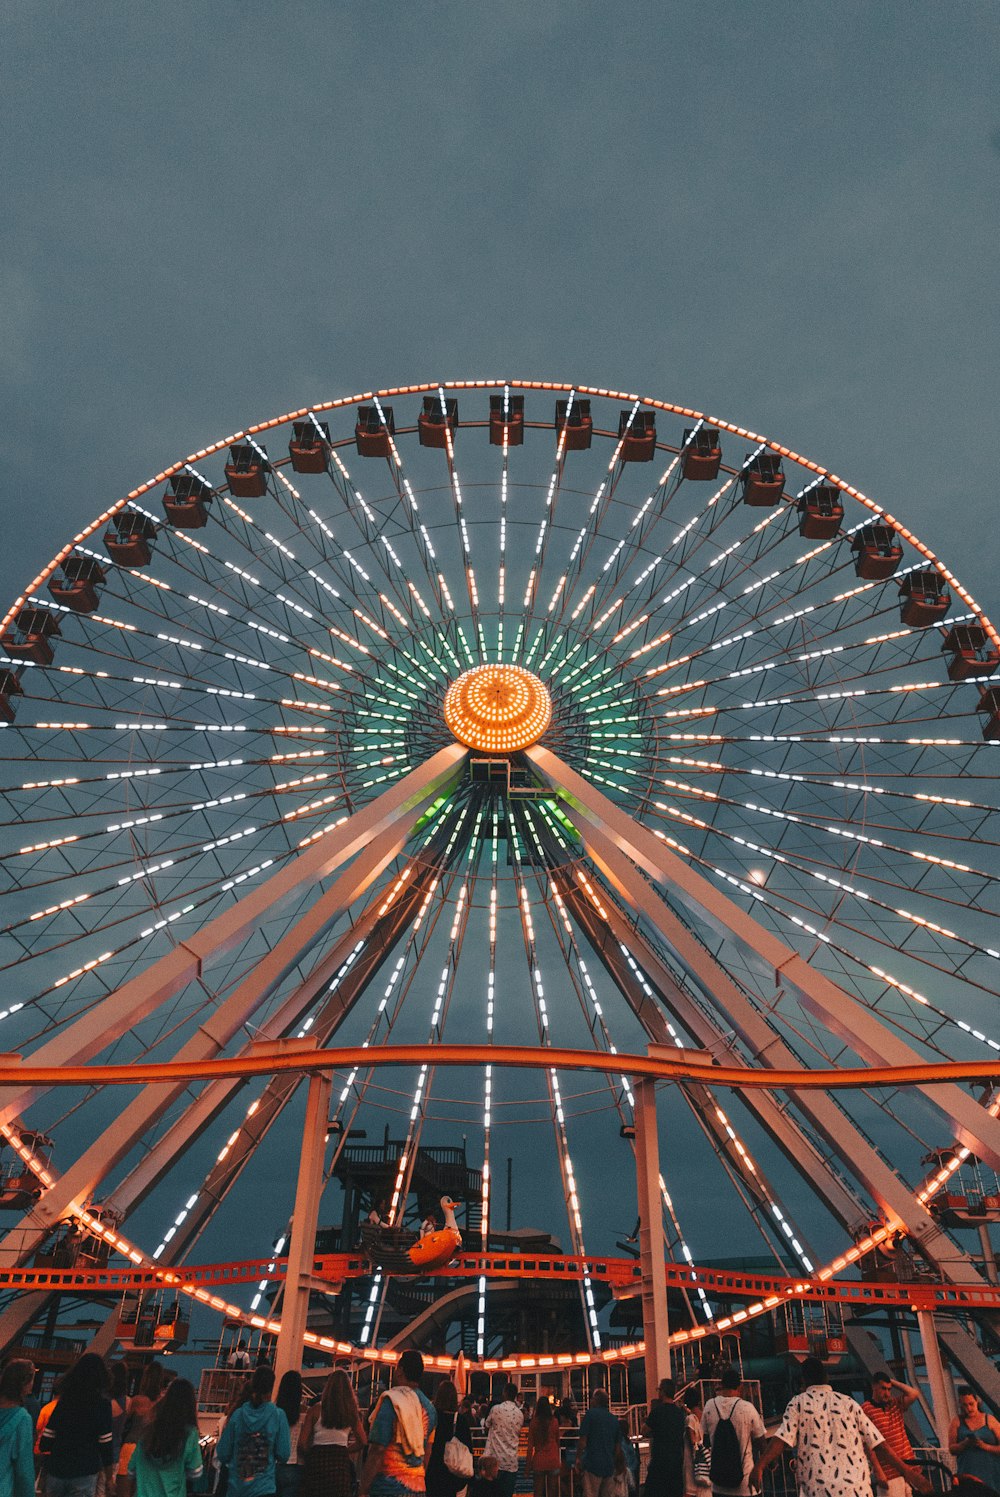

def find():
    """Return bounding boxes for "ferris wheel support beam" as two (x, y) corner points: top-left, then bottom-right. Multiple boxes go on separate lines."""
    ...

(916, 1310), (953, 1445)
(634, 1077), (671, 1389)
(530, 755), (991, 1288)
(273, 1065), (332, 1388)
(556, 866), (840, 1254)
(0, 744), (465, 1133)
(108, 858), (442, 1252)
(529, 746), (1000, 1175)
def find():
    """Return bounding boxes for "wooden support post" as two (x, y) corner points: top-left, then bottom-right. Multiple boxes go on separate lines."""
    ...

(634, 1075), (670, 1395)
(274, 1064), (332, 1385)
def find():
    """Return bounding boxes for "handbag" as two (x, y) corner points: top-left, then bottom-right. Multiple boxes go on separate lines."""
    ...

(693, 1442), (712, 1488)
(444, 1438), (474, 1481)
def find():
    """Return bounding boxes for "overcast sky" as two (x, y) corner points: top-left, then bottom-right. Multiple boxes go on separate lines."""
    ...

(3, 1), (998, 611)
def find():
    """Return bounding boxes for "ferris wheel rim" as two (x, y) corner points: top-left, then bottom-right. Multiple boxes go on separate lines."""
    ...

(4, 376), (996, 649)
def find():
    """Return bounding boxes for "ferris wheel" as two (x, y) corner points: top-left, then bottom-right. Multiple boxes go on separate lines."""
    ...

(1, 379), (1000, 1386)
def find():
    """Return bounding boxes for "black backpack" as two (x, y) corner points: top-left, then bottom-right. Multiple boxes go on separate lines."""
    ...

(708, 1400), (744, 1489)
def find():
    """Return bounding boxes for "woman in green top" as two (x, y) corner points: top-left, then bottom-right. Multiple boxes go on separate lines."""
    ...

(129, 1379), (203, 1497)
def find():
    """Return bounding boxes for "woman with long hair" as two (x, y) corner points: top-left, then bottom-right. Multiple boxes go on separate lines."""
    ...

(0, 1360), (35, 1497)
(525, 1397), (561, 1497)
(217, 1366), (290, 1497)
(117, 1362), (166, 1497)
(129, 1379), (203, 1497)
(299, 1371), (365, 1497)
(274, 1373), (304, 1497)
(38, 1353), (115, 1497)
(426, 1380), (474, 1497)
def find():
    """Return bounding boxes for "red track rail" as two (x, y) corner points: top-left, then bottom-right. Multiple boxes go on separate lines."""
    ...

(6, 1250), (1000, 1316)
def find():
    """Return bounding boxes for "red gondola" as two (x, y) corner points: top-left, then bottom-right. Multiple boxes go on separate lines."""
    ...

(681, 427), (721, 480)
(289, 419), (331, 474)
(941, 625), (1000, 682)
(104, 512), (157, 567)
(899, 570), (951, 627)
(418, 396), (459, 449)
(164, 473), (213, 529)
(797, 485), (844, 539)
(355, 405), (395, 457)
(555, 399), (592, 450)
(0, 670), (22, 724)
(225, 444), (270, 499)
(49, 556), (106, 614)
(851, 523), (903, 580)
(2, 607), (60, 665)
(0, 1132), (51, 1210)
(489, 394), (524, 446)
(618, 410), (655, 462)
(741, 453), (784, 507)
(977, 686), (1000, 741)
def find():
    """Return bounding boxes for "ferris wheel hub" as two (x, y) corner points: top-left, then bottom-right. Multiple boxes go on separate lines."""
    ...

(443, 664), (552, 753)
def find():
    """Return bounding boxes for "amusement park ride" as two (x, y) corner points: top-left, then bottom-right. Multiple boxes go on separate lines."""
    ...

(2, 380), (1000, 1433)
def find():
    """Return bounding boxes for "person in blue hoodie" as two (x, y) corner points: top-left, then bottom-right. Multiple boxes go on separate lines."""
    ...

(217, 1367), (290, 1497)
(0, 1360), (36, 1497)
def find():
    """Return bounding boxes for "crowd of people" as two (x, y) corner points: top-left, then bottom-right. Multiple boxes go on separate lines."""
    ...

(2, 1347), (998, 1497)
(637, 1358), (1000, 1497)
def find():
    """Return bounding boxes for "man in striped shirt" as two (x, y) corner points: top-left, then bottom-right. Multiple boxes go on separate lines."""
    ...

(861, 1374), (930, 1497)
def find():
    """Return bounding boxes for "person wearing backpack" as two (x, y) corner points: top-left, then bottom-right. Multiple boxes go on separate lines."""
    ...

(700, 1370), (764, 1497)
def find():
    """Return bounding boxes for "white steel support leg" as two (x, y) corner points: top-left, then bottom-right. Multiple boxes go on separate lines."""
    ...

(527, 746), (1000, 1173)
(634, 1076), (670, 1391)
(273, 1066), (332, 1387)
(916, 1310), (952, 1446)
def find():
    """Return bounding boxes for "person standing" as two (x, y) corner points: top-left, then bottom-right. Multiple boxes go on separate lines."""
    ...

(38, 1352), (116, 1497)
(576, 1389), (622, 1497)
(681, 1388), (705, 1497)
(949, 1389), (1000, 1489)
(642, 1380), (686, 1497)
(701, 1370), (764, 1497)
(117, 1362), (166, 1497)
(128, 1378), (203, 1497)
(359, 1350), (436, 1497)
(483, 1385), (523, 1497)
(300, 1370), (366, 1497)
(228, 1345), (253, 1372)
(216, 1366), (290, 1497)
(525, 1397), (561, 1497)
(862, 1374), (931, 1497)
(0, 1360), (36, 1497)
(274, 1372), (304, 1497)
(426, 1380), (474, 1497)
(751, 1357), (917, 1497)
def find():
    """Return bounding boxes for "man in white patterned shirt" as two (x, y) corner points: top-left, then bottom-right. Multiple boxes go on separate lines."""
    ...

(484, 1384), (524, 1497)
(751, 1358), (916, 1497)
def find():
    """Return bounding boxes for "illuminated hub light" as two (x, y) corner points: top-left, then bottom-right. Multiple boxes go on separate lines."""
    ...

(443, 664), (552, 753)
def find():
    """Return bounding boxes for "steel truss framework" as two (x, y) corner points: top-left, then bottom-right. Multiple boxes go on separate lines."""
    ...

(0, 380), (999, 1388)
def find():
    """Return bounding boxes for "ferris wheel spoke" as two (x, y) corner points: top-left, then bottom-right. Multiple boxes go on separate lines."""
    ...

(522, 803), (721, 1320)
(507, 826), (600, 1350)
